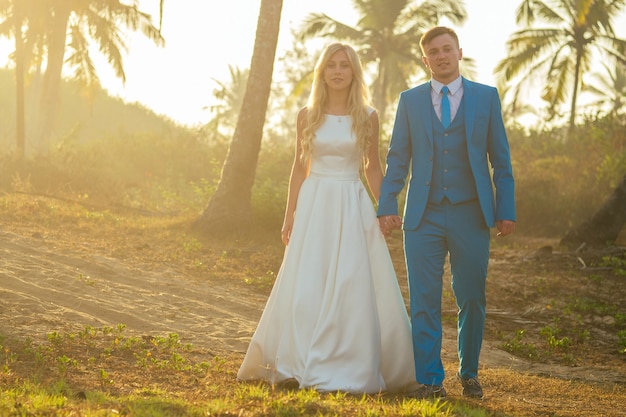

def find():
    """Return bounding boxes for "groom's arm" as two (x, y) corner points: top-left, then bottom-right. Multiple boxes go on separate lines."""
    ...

(378, 93), (412, 217)
(486, 87), (515, 224)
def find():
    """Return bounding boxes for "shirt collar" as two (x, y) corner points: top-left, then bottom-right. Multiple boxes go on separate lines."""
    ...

(431, 76), (462, 95)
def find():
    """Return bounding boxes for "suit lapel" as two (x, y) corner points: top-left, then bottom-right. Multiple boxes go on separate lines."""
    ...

(413, 84), (434, 146)
(462, 77), (476, 143)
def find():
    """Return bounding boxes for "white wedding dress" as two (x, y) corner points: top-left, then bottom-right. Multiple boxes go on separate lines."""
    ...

(237, 113), (416, 394)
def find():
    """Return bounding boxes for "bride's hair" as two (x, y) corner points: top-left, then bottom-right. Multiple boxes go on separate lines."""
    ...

(300, 43), (374, 166)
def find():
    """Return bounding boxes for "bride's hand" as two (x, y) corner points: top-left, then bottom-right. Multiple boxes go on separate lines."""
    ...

(281, 223), (292, 245)
(378, 216), (397, 237)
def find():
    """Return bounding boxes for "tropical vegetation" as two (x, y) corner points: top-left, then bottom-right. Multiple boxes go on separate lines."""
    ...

(0, 0), (164, 157)
(297, 0), (470, 122)
(2, 0), (625, 236)
(494, 0), (626, 129)
(0, 0), (625, 414)
(192, 0), (284, 235)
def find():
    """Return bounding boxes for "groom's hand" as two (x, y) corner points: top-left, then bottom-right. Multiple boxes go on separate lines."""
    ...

(496, 220), (515, 237)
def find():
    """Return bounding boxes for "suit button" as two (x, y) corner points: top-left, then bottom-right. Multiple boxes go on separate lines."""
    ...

(425, 181), (430, 186)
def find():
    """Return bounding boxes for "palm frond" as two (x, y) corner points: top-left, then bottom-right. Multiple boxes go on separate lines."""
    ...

(66, 23), (99, 87)
(298, 13), (364, 42)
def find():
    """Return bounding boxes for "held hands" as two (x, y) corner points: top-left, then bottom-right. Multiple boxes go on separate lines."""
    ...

(378, 215), (403, 237)
(496, 220), (515, 237)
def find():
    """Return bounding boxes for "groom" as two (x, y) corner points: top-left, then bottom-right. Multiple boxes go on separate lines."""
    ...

(378, 26), (515, 399)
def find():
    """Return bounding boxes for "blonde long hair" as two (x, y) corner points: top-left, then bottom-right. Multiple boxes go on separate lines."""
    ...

(300, 43), (374, 165)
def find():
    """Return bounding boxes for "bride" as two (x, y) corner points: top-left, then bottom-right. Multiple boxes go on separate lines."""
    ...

(237, 42), (416, 394)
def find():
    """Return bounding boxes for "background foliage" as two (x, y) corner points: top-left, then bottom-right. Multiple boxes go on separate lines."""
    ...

(1, 68), (625, 241)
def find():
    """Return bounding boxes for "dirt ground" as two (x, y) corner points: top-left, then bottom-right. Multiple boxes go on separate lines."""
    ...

(1, 213), (625, 416)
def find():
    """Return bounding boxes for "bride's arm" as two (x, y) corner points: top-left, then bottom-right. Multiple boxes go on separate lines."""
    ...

(281, 108), (310, 245)
(364, 110), (383, 201)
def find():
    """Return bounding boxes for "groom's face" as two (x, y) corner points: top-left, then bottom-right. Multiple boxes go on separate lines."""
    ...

(422, 34), (463, 84)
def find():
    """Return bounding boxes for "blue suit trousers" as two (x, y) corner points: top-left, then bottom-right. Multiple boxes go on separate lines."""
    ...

(404, 198), (490, 385)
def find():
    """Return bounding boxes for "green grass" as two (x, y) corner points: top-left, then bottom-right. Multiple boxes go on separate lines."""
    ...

(0, 326), (493, 416)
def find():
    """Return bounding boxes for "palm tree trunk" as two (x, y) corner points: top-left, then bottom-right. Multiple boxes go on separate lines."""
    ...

(193, 0), (283, 236)
(560, 173), (626, 249)
(13, 1), (26, 161)
(568, 47), (583, 130)
(37, 2), (70, 155)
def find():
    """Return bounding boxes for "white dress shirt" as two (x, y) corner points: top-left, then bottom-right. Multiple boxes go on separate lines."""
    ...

(430, 76), (463, 124)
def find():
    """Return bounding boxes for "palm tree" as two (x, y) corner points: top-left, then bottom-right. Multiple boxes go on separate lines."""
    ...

(495, 0), (626, 130)
(36, 0), (164, 153)
(12, 0), (25, 161)
(498, 80), (545, 130)
(1, 0), (164, 157)
(0, 0), (23, 160)
(205, 65), (249, 140)
(583, 60), (626, 116)
(193, 0), (283, 236)
(297, 0), (468, 122)
(0, 0), (43, 160)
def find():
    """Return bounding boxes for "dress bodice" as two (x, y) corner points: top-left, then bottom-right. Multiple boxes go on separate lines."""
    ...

(309, 115), (360, 180)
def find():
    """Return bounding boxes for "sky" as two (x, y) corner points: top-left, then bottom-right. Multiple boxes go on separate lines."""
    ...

(1, 1), (625, 127)
(105, 0), (517, 126)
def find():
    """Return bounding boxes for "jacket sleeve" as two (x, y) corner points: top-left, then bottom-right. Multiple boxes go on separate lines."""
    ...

(487, 88), (516, 222)
(377, 93), (412, 217)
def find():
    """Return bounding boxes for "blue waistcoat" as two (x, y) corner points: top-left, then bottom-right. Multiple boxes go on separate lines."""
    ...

(428, 99), (478, 204)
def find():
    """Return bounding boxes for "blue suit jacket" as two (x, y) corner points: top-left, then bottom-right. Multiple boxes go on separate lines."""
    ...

(378, 78), (515, 230)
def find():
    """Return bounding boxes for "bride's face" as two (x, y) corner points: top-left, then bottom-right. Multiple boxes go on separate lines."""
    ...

(324, 50), (353, 92)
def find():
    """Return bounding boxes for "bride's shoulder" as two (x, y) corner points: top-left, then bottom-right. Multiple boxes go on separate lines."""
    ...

(297, 107), (309, 125)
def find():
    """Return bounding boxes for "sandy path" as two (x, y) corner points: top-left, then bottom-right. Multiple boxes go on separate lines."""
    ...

(2, 230), (624, 387)
(0, 231), (264, 353)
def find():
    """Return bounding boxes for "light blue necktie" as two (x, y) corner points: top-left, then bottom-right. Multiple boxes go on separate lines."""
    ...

(441, 86), (450, 128)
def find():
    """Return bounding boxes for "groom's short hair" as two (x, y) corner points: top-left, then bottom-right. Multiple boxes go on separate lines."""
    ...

(420, 26), (460, 55)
